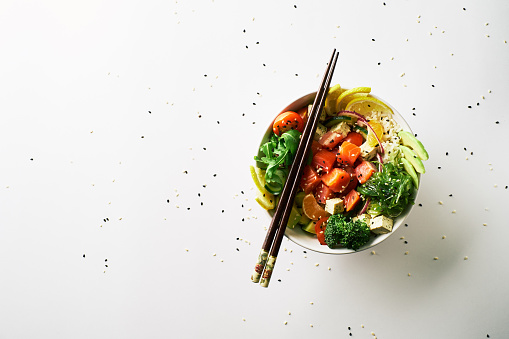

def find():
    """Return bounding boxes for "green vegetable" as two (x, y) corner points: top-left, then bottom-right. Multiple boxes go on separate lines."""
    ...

(357, 161), (414, 218)
(254, 129), (301, 192)
(324, 214), (371, 250)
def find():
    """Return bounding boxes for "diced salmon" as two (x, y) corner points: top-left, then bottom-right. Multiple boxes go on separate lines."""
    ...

(321, 168), (351, 193)
(318, 131), (344, 150)
(312, 149), (337, 174)
(344, 189), (361, 212)
(336, 141), (361, 167)
(354, 160), (377, 184)
(315, 182), (336, 204)
(300, 165), (322, 194)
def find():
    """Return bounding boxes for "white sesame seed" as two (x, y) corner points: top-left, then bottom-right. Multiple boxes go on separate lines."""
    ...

(408, 273), (411, 276)
(405, 251), (409, 255)
(452, 210), (457, 214)
(464, 256), (469, 260)
(439, 201), (443, 205)
(434, 257), (439, 260)
(310, 302), (314, 305)
(288, 311), (291, 315)
(483, 223), (487, 226)
(371, 250), (376, 255)
(328, 267), (331, 271)
(442, 235), (446, 239)
(315, 263), (319, 267)
(284, 321), (287, 325)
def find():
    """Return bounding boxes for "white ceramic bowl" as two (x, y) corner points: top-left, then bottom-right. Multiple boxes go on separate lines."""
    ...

(255, 90), (418, 254)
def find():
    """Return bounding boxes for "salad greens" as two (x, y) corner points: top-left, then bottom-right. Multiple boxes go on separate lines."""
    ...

(324, 214), (370, 250)
(254, 129), (301, 192)
(357, 161), (414, 218)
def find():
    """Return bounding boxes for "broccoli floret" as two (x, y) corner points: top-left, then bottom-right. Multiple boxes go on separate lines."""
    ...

(324, 214), (371, 250)
(339, 219), (371, 250)
(324, 214), (345, 249)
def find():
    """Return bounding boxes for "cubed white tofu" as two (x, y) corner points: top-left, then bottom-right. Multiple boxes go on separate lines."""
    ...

(352, 213), (371, 225)
(360, 142), (378, 160)
(325, 198), (344, 215)
(330, 121), (351, 138)
(314, 123), (327, 141)
(369, 215), (393, 234)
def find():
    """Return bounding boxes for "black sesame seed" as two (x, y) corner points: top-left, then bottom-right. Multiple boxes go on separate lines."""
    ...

(446, 152), (449, 155)
(432, 84), (435, 87)
(294, 4), (297, 8)
(378, 62), (381, 65)
(419, 203), (422, 206)
(468, 105), (472, 108)
(404, 240), (408, 244)
(496, 121), (500, 124)
(405, 223), (408, 227)
(449, 194), (453, 197)
(83, 254), (85, 258)
(148, 110), (151, 113)
(167, 199), (170, 203)
(438, 166), (441, 169)
(278, 279), (281, 282)
(372, 38), (375, 41)
(236, 248), (239, 251)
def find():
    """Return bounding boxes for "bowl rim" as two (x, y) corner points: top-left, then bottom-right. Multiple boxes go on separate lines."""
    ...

(255, 89), (419, 255)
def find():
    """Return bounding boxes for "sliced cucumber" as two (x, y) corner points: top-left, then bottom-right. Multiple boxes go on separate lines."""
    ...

(264, 169), (287, 195)
(323, 116), (352, 128)
(353, 125), (368, 138)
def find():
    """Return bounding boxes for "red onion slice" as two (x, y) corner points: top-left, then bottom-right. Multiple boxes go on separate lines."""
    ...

(358, 197), (371, 216)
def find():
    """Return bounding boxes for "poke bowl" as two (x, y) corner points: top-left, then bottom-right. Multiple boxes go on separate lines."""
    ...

(251, 85), (428, 254)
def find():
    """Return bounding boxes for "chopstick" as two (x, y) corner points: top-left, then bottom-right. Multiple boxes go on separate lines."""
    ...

(251, 49), (339, 288)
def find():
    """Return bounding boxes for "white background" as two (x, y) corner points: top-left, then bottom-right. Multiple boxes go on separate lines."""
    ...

(1, 1), (508, 338)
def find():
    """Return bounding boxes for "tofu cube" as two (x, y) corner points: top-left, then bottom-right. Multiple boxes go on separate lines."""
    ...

(360, 142), (378, 160)
(330, 121), (351, 138)
(314, 123), (327, 141)
(369, 215), (393, 234)
(352, 213), (371, 226)
(325, 198), (344, 215)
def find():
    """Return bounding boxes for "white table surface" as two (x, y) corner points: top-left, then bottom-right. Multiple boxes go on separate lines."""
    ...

(1, 1), (508, 338)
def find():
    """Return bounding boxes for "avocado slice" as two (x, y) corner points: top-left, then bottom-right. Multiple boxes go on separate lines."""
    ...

(398, 131), (429, 160)
(286, 205), (301, 229)
(302, 220), (317, 234)
(401, 157), (419, 188)
(298, 213), (310, 226)
(400, 145), (425, 174)
(294, 191), (306, 208)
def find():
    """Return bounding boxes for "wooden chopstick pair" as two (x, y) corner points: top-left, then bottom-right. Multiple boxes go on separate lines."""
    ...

(251, 49), (339, 288)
